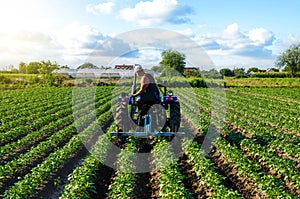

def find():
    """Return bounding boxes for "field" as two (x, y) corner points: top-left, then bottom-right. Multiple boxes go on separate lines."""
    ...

(224, 77), (300, 87)
(0, 86), (299, 198)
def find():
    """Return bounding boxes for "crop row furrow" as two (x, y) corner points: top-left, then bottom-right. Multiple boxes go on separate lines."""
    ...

(2, 102), (113, 198)
(0, 98), (112, 191)
(0, 89), (112, 146)
(240, 138), (300, 191)
(214, 138), (297, 198)
(178, 89), (300, 161)
(60, 124), (114, 199)
(0, 97), (70, 132)
(151, 138), (192, 198)
(182, 138), (244, 198)
(0, 88), (71, 115)
(108, 137), (137, 199)
(178, 89), (293, 197)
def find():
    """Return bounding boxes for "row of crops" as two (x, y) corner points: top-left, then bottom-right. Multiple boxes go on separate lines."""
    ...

(0, 86), (299, 198)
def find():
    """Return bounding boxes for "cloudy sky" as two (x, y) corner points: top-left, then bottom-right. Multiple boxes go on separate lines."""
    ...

(1, 0), (300, 70)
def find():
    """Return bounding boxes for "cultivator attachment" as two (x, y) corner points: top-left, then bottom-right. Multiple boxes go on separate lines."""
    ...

(110, 132), (182, 138)
(110, 114), (184, 138)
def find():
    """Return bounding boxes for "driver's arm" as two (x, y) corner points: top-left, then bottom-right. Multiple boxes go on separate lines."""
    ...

(132, 75), (149, 97)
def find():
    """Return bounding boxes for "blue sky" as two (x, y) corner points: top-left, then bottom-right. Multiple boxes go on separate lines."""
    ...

(1, 0), (300, 70)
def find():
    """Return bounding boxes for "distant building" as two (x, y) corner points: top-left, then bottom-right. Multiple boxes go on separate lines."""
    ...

(115, 64), (134, 70)
(248, 71), (256, 75)
(53, 66), (160, 78)
(52, 68), (77, 77)
(101, 69), (121, 78)
(184, 67), (199, 71)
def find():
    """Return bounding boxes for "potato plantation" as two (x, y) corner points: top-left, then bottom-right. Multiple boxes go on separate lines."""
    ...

(0, 86), (299, 198)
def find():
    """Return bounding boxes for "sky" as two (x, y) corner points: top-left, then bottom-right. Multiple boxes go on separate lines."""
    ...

(1, 0), (300, 70)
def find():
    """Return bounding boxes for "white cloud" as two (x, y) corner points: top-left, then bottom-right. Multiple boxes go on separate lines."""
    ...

(270, 34), (300, 56)
(0, 21), (111, 68)
(0, 30), (61, 67)
(194, 23), (275, 56)
(283, 34), (300, 47)
(86, 2), (115, 15)
(54, 22), (111, 65)
(119, 0), (193, 26)
(190, 23), (277, 68)
(248, 28), (274, 46)
(176, 28), (195, 37)
(55, 22), (106, 49)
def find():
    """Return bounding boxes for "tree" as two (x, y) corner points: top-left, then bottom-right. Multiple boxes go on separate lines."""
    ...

(38, 60), (59, 75)
(160, 50), (186, 74)
(233, 67), (245, 77)
(26, 61), (42, 74)
(60, 65), (70, 69)
(275, 44), (300, 77)
(184, 69), (201, 78)
(77, 62), (99, 69)
(203, 69), (221, 79)
(220, 68), (234, 77)
(247, 67), (259, 74)
(19, 62), (27, 74)
(10, 68), (19, 73)
(151, 65), (161, 72)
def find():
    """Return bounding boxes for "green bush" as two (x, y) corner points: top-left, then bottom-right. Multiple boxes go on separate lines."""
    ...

(250, 72), (300, 78)
(187, 77), (207, 87)
(28, 75), (40, 84)
(0, 75), (12, 84)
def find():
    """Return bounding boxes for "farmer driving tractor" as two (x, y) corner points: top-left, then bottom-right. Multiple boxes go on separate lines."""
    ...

(112, 63), (181, 139)
(130, 64), (160, 126)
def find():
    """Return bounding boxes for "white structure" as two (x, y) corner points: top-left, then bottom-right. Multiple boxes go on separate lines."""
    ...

(52, 68), (160, 78)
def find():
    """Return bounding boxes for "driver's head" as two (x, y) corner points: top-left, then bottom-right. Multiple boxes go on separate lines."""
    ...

(134, 64), (144, 76)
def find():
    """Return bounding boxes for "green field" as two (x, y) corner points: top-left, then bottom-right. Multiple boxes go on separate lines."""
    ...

(0, 86), (299, 198)
(224, 77), (300, 87)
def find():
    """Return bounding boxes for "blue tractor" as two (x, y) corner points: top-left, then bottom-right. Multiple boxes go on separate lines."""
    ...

(110, 73), (182, 140)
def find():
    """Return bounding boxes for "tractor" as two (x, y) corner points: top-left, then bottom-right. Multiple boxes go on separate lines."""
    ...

(110, 72), (182, 140)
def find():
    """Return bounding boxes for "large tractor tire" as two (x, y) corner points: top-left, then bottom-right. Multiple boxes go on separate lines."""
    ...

(170, 101), (180, 132)
(115, 102), (131, 132)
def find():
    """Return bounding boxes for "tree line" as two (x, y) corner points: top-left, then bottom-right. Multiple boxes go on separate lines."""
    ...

(2, 44), (300, 78)
(156, 45), (300, 78)
(17, 60), (67, 75)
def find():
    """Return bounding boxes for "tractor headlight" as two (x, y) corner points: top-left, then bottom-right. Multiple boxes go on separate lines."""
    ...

(168, 90), (173, 96)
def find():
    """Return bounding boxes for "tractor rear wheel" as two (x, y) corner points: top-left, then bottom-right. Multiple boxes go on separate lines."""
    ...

(170, 102), (180, 132)
(115, 102), (130, 132)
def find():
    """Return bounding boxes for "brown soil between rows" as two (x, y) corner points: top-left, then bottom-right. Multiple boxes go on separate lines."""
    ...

(37, 117), (114, 199)
(33, 145), (88, 199)
(179, 153), (213, 199)
(1, 120), (74, 165)
(240, 147), (300, 196)
(94, 164), (115, 199)
(149, 169), (160, 199)
(131, 124), (218, 199)
(209, 148), (267, 199)
(0, 130), (78, 196)
(134, 140), (155, 199)
(134, 171), (153, 199)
